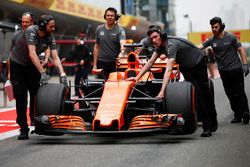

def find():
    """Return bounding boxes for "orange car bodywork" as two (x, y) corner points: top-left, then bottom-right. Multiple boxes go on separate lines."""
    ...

(92, 81), (134, 130)
(93, 52), (153, 130)
(91, 52), (167, 130)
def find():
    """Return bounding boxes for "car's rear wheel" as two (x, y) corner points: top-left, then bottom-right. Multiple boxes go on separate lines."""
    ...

(163, 81), (197, 134)
(35, 83), (70, 116)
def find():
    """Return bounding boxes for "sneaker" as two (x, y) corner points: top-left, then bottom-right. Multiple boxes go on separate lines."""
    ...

(211, 124), (218, 132)
(18, 129), (29, 140)
(211, 120), (218, 132)
(231, 117), (242, 123)
(242, 112), (249, 124)
(201, 129), (212, 137)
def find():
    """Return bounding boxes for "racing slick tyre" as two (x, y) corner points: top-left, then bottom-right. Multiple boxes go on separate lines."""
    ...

(164, 81), (197, 134)
(35, 83), (70, 116)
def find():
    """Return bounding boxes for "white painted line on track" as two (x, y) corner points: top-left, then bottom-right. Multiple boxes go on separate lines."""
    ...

(0, 129), (20, 140)
(0, 126), (34, 140)
(0, 107), (16, 113)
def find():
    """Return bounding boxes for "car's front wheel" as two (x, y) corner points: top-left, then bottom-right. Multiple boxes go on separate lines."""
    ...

(163, 81), (197, 134)
(35, 83), (70, 116)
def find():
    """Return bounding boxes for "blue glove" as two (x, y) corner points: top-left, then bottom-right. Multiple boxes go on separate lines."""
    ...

(242, 64), (249, 76)
(59, 73), (68, 86)
(40, 72), (49, 84)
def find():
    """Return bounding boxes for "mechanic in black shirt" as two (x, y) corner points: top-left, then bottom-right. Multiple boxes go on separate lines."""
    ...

(70, 32), (92, 96)
(9, 14), (67, 140)
(127, 26), (218, 137)
(198, 17), (249, 124)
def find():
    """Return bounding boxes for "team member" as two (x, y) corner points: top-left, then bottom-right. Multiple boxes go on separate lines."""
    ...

(198, 17), (249, 124)
(70, 32), (92, 96)
(93, 7), (126, 79)
(9, 12), (35, 139)
(9, 12), (50, 105)
(9, 14), (67, 140)
(127, 26), (218, 137)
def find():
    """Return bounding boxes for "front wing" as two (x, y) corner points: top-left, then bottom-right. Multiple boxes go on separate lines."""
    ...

(32, 113), (185, 135)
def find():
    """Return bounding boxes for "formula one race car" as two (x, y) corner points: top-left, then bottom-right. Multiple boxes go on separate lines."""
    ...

(33, 44), (197, 136)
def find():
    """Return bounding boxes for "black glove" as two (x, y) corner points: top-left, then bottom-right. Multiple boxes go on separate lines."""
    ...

(242, 64), (249, 76)
(60, 74), (68, 86)
(40, 72), (49, 84)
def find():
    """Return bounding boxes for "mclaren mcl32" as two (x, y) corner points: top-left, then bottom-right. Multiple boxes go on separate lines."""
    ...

(33, 44), (197, 136)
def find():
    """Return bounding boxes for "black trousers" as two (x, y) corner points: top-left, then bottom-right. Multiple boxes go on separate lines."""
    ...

(219, 68), (249, 118)
(10, 60), (40, 131)
(97, 61), (116, 79)
(74, 65), (90, 96)
(181, 60), (217, 130)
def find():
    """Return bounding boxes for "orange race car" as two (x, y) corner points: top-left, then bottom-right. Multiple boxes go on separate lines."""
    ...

(32, 44), (197, 136)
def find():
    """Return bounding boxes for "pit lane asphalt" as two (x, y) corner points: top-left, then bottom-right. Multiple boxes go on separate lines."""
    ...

(0, 76), (250, 167)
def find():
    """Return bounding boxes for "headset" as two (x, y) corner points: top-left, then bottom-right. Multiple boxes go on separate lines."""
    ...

(147, 25), (168, 40)
(104, 7), (121, 21)
(37, 15), (54, 31)
(210, 16), (225, 32)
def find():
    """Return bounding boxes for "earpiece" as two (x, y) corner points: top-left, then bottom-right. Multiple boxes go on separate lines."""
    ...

(220, 23), (225, 31)
(115, 14), (121, 21)
(161, 32), (168, 40)
(37, 15), (54, 31)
